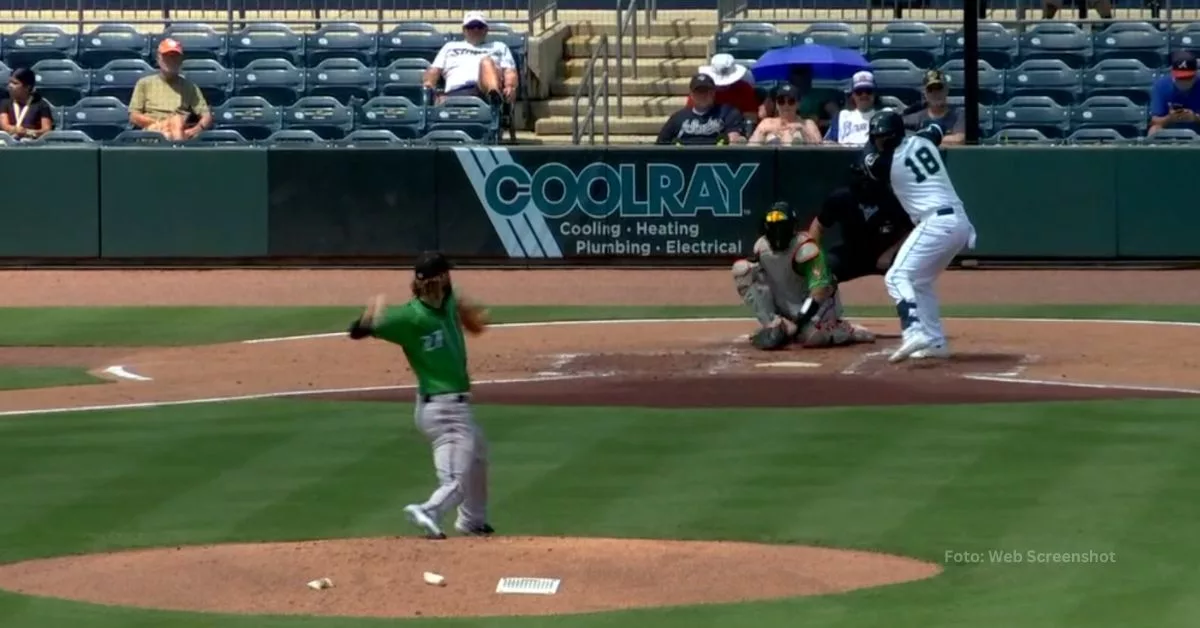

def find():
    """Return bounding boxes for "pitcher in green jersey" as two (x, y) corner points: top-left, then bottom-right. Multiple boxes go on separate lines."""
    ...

(348, 251), (494, 540)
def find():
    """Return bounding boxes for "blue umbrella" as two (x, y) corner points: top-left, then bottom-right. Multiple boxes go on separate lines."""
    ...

(750, 44), (870, 82)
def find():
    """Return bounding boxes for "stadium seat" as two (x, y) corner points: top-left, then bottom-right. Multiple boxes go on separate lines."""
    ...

(4, 25), (77, 69)
(426, 95), (497, 142)
(1091, 22), (1168, 69)
(1144, 128), (1200, 144)
(338, 128), (405, 146)
(0, 131), (17, 145)
(0, 61), (11, 88)
(1081, 59), (1156, 106)
(31, 59), (89, 107)
(715, 24), (789, 60)
(234, 58), (305, 106)
(376, 58), (430, 102)
(1018, 23), (1092, 69)
(306, 23), (378, 66)
(944, 22), (1017, 70)
(212, 95), (282, 140)
(866, 22), (944, 68)
(262, 129), (331, 146)
(978, 104), (995, 136)
(229, 23), (304, 68)
(305, 57), (375, 105)
(1066, 127), (1133, 144)
(1169, 23), (1200, 58)
(791, 23), (863, 51)
(189, 129), (250, 145)
(77, 24), (150, 70)
(90, 59), (155, 103)
(940, 59), (1004, 104)
(879, 94), (907, 110)
(983, 128), (1057, 145)
(64, 96), (130, 141)
(155, 23), (228, 65)
(358, 95), (425, 139)
(1004, 59), (1082, 106)
(32, 129), (95, 145)
(378, 23), (449, 66)
(109, 129), (170, 145)
(416, 129), (479, 144)
(283, 96), (354, 139)
(180, 58), (233, 106)
(994, 95), (1071, 139)
(1070, 95), (1146, 138)
(869, 58), (926, 105)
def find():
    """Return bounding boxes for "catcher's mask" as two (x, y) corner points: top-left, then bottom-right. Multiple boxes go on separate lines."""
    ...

(761, 202), (797, 252)
(412, 250), (453, 307)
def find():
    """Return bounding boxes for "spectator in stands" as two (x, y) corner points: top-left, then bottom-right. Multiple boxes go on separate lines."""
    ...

(748, 83), (819, 145)
(771, 65), (839, 132)
(656, 73), (746, 145)
(424, 11), (518, 109)
(824, 71), (879, 146)
(1149, 51), (1200, 136)
(0, 68), (52, 141)
(129, 38), (211, 141)
(902, 70), (965, 145)
(688, 54), (759, 122)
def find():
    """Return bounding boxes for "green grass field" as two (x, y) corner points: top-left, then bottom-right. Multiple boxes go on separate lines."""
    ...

(0, 305), (1196, 627)
(0, 366), (105, 391)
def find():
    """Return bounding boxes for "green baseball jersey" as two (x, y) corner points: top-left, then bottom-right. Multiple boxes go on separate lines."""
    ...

(370, 291), (471, 396)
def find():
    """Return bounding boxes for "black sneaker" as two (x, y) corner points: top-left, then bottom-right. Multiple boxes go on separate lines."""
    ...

(455, 522), (495, 536)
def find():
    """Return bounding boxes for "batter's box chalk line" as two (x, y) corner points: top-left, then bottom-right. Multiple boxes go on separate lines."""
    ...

(841, 350), (891, 376)
(963, 354), (1041, 379)
(496, 577), (562, 595)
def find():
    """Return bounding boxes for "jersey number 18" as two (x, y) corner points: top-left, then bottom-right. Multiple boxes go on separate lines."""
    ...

(903, 146), (942, 183)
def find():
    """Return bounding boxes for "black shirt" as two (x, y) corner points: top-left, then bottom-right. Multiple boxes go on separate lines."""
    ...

(817, 184), (912, 259)
(0, 95), (52, 130)
(656, 104), (745, 146)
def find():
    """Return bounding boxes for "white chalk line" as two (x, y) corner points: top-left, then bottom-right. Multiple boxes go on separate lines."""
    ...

(101, 365), (153, 382)
(841, 350), (890, 375)
(961, 375), (1200, 395)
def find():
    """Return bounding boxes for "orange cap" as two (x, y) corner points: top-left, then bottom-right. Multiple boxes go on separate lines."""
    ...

(157, 38), (183, 55)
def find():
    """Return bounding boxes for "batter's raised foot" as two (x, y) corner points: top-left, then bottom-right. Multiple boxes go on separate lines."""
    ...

(404, 504), (446, 540)
(455, 522), (496, 536)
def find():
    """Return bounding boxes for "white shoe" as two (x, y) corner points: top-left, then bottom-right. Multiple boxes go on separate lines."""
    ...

(889, 335), (932, 363)
(911, 343), (951, 359)
(404, 504), (445, 539)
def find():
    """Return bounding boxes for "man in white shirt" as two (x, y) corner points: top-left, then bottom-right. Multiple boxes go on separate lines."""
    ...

(824, 71), (879, 146)
(423, 11), (518, 107)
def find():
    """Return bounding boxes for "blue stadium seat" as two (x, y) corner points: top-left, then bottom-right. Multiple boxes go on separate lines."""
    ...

(155, 23), (228, 65)
(64, 96), (130, 141)
(944, 22), (1017, 70)
(1018, 23), (1092, 69)
(109, 129), (171, 145)
(866, 22), (944, 68)
(306, 23), (377, 66)
(358, 95), (425, 139)
(870, 58), (926, 105)
(941, 59), (1004, 104)
(1082, 59), (1156, 106)
(1004, 59), (1082, 106)
(994, 95), (1071, 139)
(213, 95), (282, 140)
(0, 61), (11, 88)
(378, 23), (449, 65)
(715, 24), (789, 60)
(426, 95), (497, 142)
(978, 104), (995, 137)
(305, 57), (375, 105)
(1091, 22), (1168, 69)
(189, 129), (250, 145)
(90, 59), (155, 103)
(1070, 95), (1147, 138)
(983, 127), (1057, 145)
(4, 25), (77, 69)
(262, 129), (331, 146)
(234, 58), (305, 106)
(31, 59), (89, 107)
(879, 94), (907, 110)
(229, 23), (304, 68)
(376, 58), (430, 102)
(180, 58), (233, 106)
(791, 23), (863, 51)
(283, 96), (354, 139)
(33, 129), (96, 145)
(1144, 128), (1200, 144)
(1066, 127), (1133, 145)
(77, 24), (150, 70)
(1169, 23), (1200, 57)
(416, 129), (479, 144)
(338, 128), (405, 146)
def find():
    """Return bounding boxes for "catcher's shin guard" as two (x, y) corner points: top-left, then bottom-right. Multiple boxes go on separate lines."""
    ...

(733, 259), (778, 327)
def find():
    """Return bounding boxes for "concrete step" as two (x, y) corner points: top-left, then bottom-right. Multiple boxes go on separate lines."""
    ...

(568, 19), (719, 39)
(563, 35), (709, 59)
(532, 95), (685, 118)
(562, 56), (703, 79)
(535, 115), (665, 136)
(552, 76), (691, 97)
(532, 132), (659, 144)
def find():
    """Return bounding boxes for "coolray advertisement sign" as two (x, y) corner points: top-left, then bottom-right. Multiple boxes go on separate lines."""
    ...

(448, 147), (772, 259)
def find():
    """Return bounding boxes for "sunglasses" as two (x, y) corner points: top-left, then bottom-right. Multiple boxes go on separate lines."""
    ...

(465, 24), (487, 30)
(852, 88), (874, 95)
(775, 96), (797, 104)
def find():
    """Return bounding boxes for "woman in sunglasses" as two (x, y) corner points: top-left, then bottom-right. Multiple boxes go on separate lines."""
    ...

(748, 83), (821, 145)
(824, 71), (880, 146)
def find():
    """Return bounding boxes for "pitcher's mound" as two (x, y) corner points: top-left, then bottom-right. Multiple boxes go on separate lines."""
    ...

(0, 536), (941, 618)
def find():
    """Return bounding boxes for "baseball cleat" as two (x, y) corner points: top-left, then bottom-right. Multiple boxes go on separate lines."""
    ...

(911, 344), (951, 359)
(455, 522), (496, 536)
(404, 504), (446, 540)
(889, 335), (932, 363)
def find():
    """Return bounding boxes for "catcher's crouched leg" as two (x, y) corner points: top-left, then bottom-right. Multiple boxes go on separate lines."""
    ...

(732, 259), (796, 351)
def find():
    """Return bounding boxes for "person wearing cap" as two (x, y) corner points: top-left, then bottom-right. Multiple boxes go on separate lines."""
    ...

(657, 73), (747, 145)
(0, 68), (53, 141)
(823, 71), (880, 146)
(129, 38), (211, 141)
(902, 70), (965, 145)
(424, 11), (518, 109)
(1149, 51), (1200, 136)
(748, 83), (820, 145)
(686, 53), (759, 120)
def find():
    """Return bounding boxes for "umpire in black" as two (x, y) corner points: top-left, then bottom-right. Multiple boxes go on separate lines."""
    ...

(806, 154), (913, 284)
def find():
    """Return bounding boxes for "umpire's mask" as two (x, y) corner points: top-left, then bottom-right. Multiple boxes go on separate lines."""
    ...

(762, 204), (797, 252)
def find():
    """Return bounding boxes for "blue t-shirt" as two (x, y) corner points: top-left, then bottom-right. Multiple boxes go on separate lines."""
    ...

(1149, 75), (1200, 132)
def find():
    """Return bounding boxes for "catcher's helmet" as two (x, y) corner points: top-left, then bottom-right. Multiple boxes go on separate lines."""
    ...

(761, 201), (798, 252)
(868, 110), (907, 151)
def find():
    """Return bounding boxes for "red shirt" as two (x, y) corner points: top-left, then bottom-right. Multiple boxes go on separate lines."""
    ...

(686, 81), (760, 116)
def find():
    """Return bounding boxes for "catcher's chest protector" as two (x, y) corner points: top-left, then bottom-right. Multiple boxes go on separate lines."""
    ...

(753, 236), (812, 317)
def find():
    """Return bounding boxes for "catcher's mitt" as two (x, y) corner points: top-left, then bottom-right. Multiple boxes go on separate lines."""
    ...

(750, 323), (792, 350)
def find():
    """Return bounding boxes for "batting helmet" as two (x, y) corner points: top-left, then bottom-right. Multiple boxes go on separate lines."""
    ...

(868, 110), (907, 151)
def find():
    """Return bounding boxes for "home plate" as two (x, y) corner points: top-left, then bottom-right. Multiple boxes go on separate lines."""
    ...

(756, 361), (822, 369)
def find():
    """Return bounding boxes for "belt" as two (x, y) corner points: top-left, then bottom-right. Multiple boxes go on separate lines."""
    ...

(420, 393), (471, 404)
(935, 207), (955, 216)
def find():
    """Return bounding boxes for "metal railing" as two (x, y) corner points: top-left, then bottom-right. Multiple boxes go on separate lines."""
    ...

(614, 0), (654, 119)
(571, 31), (609, 144)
